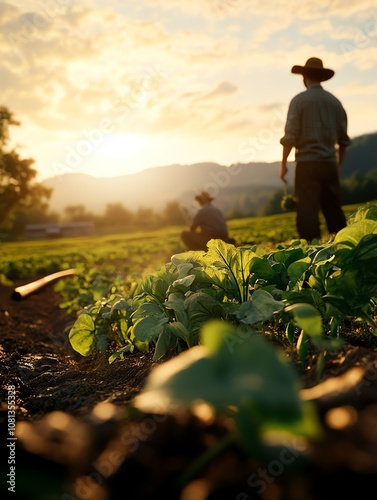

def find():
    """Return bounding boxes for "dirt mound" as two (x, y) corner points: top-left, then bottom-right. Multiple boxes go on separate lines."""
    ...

(0, 281), (155, 420)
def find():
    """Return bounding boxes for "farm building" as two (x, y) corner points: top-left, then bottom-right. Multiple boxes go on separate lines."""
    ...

(25, 221), (95, 239)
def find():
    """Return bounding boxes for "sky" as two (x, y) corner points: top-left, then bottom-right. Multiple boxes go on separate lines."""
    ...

(1, 0), (377, 181)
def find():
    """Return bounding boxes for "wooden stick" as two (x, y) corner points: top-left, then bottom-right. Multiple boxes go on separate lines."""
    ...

(11, 269), (76, 300)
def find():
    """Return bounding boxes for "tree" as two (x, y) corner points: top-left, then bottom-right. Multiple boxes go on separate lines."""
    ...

(63, 204), (92, 222)
(262, 188), (285, 216)
(134, 206), (158, 228)
(100, 203), (134, 227)
(0, 106), (52, 226)
(162, 201), (186, 226)
(341, 169), (377, 205)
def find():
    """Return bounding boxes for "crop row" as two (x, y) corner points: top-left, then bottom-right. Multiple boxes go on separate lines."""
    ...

(67, 203), (377, 378)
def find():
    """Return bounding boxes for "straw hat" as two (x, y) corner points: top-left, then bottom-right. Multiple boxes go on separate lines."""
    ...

(291, 57), (334, 82)
(195, 191), (214, 204)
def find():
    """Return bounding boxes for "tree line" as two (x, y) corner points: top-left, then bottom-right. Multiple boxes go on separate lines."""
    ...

(9, 200), (187, 238)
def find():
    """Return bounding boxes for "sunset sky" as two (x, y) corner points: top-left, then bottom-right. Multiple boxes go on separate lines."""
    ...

(1, 0), (377, 180)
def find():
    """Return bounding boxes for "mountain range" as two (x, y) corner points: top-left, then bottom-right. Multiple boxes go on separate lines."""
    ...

(42, 131), (377, 216)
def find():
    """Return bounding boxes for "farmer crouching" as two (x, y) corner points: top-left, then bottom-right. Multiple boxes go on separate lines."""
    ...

(181, 191), (236, 251)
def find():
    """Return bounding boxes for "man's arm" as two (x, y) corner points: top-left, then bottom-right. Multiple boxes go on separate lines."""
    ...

(280, 98), (298, 184)
(280, 145), (293, 183)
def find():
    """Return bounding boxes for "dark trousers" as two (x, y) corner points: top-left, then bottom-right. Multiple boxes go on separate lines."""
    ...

(295, 160), (346, 241)
(181, 230), (236, 251)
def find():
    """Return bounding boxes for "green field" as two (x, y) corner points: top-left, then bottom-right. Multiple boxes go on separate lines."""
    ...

(0, 202), (364, 285)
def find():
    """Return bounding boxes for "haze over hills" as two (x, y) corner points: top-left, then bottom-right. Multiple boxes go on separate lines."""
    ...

(43, 161), (295, 216)
(42, 131), (377, 217)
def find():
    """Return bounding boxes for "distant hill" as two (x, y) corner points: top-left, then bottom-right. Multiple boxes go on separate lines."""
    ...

(42, 161), (295, 217)
(42, 131), (377, 217)
(341, 131), (377, 177)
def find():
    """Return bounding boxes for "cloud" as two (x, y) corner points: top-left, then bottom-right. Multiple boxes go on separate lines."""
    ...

(149, 0), (246, 19)
(257, 102), (283, 114)
(1, 0), (377, 179)
(195, 81), (238, 102)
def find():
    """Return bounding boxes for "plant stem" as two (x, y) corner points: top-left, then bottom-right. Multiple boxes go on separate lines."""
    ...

(175, 431), (235, 491)
(359, 309), (377, 336)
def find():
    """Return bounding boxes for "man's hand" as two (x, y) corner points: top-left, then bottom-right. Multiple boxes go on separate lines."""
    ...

(280, 163), (288, 184)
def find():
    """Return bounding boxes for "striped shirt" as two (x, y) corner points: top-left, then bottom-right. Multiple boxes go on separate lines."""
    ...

(280, 83), (351, 162)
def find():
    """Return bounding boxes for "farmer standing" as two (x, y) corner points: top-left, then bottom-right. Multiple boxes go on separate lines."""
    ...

(280, 57), (351, 241)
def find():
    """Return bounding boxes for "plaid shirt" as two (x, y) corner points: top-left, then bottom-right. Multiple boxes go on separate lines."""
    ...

(280, 83), (351, 162)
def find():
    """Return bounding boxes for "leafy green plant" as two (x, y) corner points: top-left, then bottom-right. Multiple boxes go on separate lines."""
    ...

(68, 294), (134, 358)
(67, 203), (377, 369)
(281, 193), (297, 211)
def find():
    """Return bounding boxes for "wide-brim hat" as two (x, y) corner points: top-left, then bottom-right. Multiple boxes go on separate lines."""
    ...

(291, 57), (334, 82)
(195, 191), (214, 203)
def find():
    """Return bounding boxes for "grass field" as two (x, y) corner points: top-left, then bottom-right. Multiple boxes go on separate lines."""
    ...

(0, 202), (367, 286)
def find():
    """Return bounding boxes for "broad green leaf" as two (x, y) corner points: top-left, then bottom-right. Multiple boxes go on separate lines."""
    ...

(283, 288), (324, 312)
(333, 220), (377, 265)
(195, 266), (239, 300)
(132, 301), (163, 319)
(205, 239), (238, 267)
(322, 294), (351, 315)
(287, 257), (311, 287)
(326, 268), (377, 308)
(176, 262), (194, 278)
(111, 298), (131, 311)
(205, 239), (242, 300)
(184, 291), (225, 322)
(136, 321), (303, 417)
(132, 315), (168, 342)
(351, 234), (377, 262)
(249, 257), (276, 281)
(141, 265), (176, 301)
(165, 322), (192, 346)
(271, 247), (305, 266)
(119, 318), (129, 340)
(348, 202), (377, 223)
(236, 289), (284, 325)
(200, 318), (230, 355)
(285, 303), (322, 338)
(135, 321), (318, 439)
(311, 245), (335, 265)
(153, 328), (176, 361)
(171, 250), (207, 267)
(171, 274), (196, 289)
(69, 313), (96, 356)
(96, 334), (108, 353)
(165, 292), (188, 325)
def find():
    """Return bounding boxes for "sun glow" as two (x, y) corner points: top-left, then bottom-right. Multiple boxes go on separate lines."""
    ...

(98, 134), (147, 160)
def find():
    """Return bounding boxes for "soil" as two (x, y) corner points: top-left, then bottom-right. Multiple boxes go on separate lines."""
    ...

(1, 278), (377, 499)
